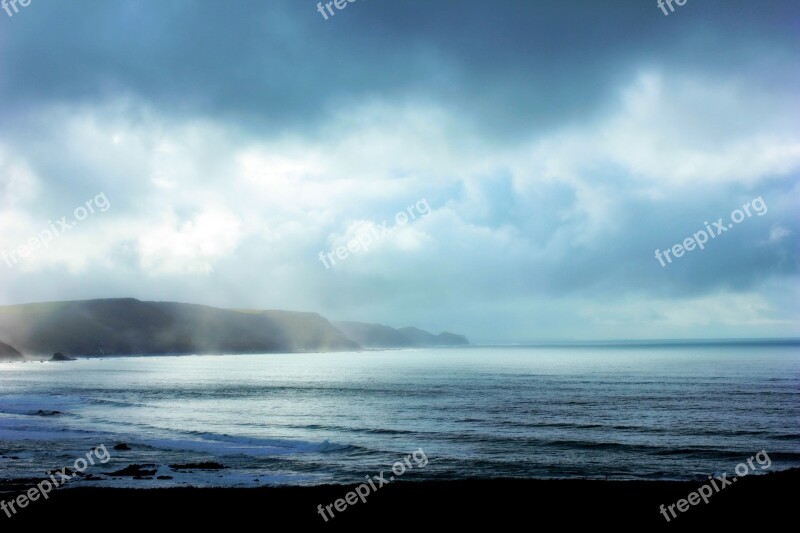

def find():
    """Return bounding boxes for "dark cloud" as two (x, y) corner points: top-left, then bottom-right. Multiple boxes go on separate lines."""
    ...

(1, 0), (797, 136)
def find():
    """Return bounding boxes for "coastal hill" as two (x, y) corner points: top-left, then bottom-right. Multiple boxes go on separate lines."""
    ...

(0, 299), (357, 356)
(334, 321), (469, 349)
(0, 299), (468, 357)
(0, 340), (23, 360)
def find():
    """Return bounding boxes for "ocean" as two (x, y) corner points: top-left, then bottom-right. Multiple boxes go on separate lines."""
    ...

(1, 343), (798, 487)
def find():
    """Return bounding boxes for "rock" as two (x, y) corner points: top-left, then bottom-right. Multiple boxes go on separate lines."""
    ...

(113, 443), (131, 451)
(169, 462), (226, 470)
(108, 464), (158, 477)
(51, 352), (76, 361)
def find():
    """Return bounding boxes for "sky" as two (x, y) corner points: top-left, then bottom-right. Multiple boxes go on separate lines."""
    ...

(0, 0), (798, 343)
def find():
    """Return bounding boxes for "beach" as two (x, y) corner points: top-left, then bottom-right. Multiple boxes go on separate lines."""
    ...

(2, 470), (797, 527)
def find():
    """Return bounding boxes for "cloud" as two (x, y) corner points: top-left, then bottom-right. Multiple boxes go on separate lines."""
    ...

(0, 0), (798, 341)
(138, 209), (243, 275)
(767, 225), (792, 244)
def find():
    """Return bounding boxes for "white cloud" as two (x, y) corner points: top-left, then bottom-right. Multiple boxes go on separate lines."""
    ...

(0, 69), (797, 339)
(767, 225), (792, 243)
(137, 209), (243, 275)
(511, 72), (800, 192)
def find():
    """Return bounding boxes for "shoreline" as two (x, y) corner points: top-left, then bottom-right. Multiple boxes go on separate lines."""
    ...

(2, 469), (797, 527)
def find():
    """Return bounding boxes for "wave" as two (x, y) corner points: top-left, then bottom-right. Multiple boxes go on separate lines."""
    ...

(138, 432), (359, 457)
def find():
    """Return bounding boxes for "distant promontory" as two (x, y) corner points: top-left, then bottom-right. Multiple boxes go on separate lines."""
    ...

(0, 298), (468, 358)
(333, 321), (469, 349)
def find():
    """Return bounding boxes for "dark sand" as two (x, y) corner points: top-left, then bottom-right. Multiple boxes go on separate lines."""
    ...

(1, 468), (796, 528)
